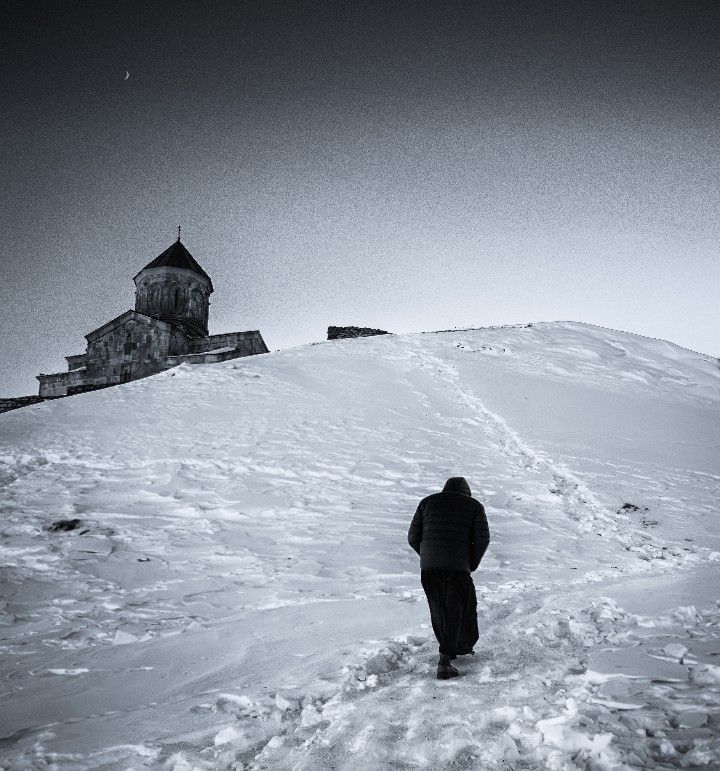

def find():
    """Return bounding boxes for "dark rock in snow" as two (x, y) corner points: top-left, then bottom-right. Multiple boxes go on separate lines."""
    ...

(49, 518), (85, 532)
(619, 503), (649, 513)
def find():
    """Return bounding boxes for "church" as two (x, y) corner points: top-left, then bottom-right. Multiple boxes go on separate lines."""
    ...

(37, 236), (268, 398)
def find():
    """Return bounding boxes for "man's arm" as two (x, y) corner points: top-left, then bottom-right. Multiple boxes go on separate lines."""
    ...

(407, 503), (423, 555)
(469, 503), (490, 571)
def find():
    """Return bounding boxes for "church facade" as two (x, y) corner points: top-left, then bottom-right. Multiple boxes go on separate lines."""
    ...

(37, 238), (268, 398)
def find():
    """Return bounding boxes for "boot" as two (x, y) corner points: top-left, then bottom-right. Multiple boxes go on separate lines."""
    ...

(437, 654), (459, 680)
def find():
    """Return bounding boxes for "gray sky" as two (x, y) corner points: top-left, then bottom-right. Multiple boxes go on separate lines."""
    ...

(2, 0), (719, 397)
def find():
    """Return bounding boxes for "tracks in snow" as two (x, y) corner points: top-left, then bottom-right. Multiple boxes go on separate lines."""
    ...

(166, 588), (638, 770)
(405, 341), (692, 571)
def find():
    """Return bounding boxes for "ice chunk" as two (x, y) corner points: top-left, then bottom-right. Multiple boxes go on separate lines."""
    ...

(537, 715), (613, 754)
(216, 693), (256, 716)
(275, 693), (299, 712)
(589, 697), (643, 710)
(675, 709), (708, 728)
(662, 643), (688, 660)
(672, 606), (702, 623)
(405, 635), (425, 646)
(112, 630), (140, 645)
(596, 678), (642, 701)
(300, 703), (323, 728)
(214, 725), (244, 745)
(46, 668), (89, 676)
(689, 663), (720, 685)
(489, 706), (518, 725)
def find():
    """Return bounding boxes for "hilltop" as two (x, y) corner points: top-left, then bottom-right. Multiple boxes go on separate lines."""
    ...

(1, 321), (719, 769)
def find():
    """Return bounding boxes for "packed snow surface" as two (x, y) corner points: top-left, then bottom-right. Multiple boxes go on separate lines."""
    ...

(1, 321), (719, 769)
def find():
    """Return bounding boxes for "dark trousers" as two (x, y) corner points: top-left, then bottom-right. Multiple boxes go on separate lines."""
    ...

(420, 569), (479, 656)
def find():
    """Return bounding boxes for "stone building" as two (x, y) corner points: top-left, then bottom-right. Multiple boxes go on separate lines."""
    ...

(327, 326), (389, 340)
(37, 238), (268, 398)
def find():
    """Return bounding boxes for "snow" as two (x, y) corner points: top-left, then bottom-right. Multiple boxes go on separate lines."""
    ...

(1, 320), (719, 769)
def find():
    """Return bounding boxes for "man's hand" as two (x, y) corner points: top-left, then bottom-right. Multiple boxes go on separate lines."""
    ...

(407, 503), (423, 555)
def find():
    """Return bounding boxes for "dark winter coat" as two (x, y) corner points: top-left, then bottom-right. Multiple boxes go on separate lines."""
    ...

(407, 477), (490, 572)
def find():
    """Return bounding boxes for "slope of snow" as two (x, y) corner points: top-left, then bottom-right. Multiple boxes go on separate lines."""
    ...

(1, 321), (719, 769)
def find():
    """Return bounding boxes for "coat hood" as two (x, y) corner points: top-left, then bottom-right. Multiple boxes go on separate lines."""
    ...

(442, 477), (471, 496)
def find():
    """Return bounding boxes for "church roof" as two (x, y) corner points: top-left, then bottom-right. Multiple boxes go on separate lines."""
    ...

(85, 310), (174, 342)
(135, 240), (212, 287)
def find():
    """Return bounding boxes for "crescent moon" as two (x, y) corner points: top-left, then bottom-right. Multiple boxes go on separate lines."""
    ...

(124, 71), (130, 80)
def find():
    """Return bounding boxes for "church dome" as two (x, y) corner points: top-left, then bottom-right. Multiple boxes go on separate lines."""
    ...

(134, 239), (213, 290)
(133, 238), (213, 338)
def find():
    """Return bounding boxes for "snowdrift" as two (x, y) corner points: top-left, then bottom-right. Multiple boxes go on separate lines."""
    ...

(1, 321), (719, 769)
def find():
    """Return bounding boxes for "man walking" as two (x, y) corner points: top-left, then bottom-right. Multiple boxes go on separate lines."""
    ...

(408, 477), (490, 679)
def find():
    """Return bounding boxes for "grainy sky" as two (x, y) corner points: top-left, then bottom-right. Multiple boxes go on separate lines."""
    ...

(2, 0), (719, 396)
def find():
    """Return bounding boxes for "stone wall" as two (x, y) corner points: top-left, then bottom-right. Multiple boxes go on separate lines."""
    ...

(66, 382), (116, 397)
(168, 331), (269, 367)
(85, 315), (178, 386)
(188, 331), (269, 355)
(37, 369), (90, 398)
(66, 354), (87, 370)
(0, 396), (45, 415)
(327, 326), (389, 340)
(167, 349), (245, 366)
(169, 328), (190, 356)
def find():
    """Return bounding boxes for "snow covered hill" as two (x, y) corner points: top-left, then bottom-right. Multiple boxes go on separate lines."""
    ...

(1, 321), (719, 769)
